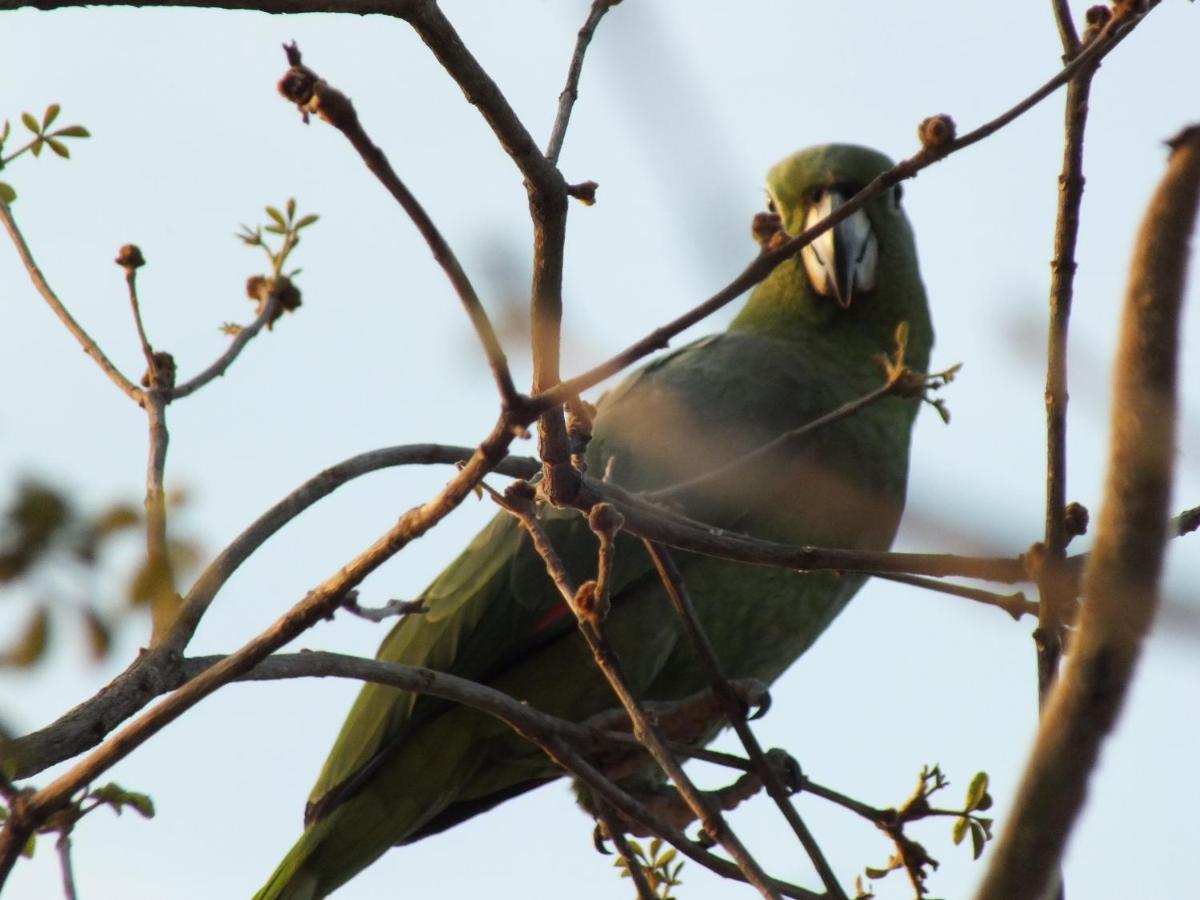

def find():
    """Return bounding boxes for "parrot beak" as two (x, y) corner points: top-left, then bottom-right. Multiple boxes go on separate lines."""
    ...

(800, 188), (878, 308)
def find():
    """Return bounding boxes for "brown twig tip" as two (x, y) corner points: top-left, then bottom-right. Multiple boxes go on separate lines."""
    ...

(247, 274), (301, 330)
(140, 351), (175, 390)
(1167, 125), (1200, 155)
(588, 502), (625, 537)
(751, 211), (785, 251)
(1083, 5), (1113, 42)
(277, 45), (356, 130)
(114, 244), (145, 270)
(918, 114), (957, 154)
(567, 180), (599, 205)
(1063, 502), (1090, 539)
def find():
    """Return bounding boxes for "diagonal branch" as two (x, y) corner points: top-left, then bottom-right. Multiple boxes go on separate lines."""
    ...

(644, 541), (847, 900)
(277, 44), (520, 408)
(977, 125), (1200, 900)
(0, 199), (143, 403)
(533, 2), (1159, 411)
(545, 0), (620, 166)
(0, 415), (520, 884)
(498, 490), (783, 899)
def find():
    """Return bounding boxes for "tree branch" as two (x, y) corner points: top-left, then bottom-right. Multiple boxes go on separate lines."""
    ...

(545, 0), (619, 166)
(276, 43), (520, 409)
(0, 199), (143, 403)
(977, 125), (1200, 900)
(0, 417), (520, 883)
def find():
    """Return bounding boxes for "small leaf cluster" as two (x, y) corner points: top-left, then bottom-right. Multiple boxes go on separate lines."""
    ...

(950, 772), (994, 860)
(0, 104), (90, 204)
(614, 837), (684, 899)
(234, 198), (317, 329)
(0, 781), (154, 861)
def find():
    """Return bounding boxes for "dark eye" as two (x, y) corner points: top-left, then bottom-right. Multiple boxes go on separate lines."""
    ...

(766, 197), (777, 214)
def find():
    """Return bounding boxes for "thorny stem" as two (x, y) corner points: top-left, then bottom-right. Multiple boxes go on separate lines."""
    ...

(644, 542), (847, 900)
(545, 0), (618, 165)
(500, 491), (782, 899)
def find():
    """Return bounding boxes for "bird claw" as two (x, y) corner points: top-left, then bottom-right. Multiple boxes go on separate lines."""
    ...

(592, 821), (612, 855)
(763, 748), (804, 793)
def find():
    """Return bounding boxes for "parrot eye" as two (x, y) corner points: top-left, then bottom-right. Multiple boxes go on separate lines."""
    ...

(766, 197), (777, 214)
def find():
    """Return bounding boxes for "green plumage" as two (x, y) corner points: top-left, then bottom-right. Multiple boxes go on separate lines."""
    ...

(256, 144), (933, 899)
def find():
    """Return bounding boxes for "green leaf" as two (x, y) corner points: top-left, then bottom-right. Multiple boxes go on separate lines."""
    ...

(286, 197), (296, 219)
(21, 112), (39, 134)
(263, 224), (285, 235)
(0, 607), (50, 668)
(864, 866), (891, 880)
(965, 772), (989, 811)
(970, 820), (986, 859)
(91, 783), (155, 819)
(265, 206), (287, 228)
(42, 104), (61, 129)
(30, 138), (42, 158)
(294, 213), (319, 230)
(656, 848), (677, 867)
(0, 182), (15, 204)
(83, 609), (111, 661)
(1, 120), (10, 144)
(951, 816), (969, 846)
(45, 138), (69, 159)
(21, 833), (35, 859)
(54, 125), (90, 139)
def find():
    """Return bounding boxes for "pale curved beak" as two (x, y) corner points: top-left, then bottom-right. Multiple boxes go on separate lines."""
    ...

(800, 188), (878, 307)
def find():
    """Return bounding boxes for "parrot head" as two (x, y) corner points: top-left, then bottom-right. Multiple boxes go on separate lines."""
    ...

(766, 144), (910, 310)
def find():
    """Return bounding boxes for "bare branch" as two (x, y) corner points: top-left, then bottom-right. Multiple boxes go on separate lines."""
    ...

(977, 125), (1200, 900)
(1039, 25), (1099, 717)
(168, 290), (280, 400)
(276, 44), (520, 408)
(55, 832), (77, 900)
(875, 572), (1038, 621)
(534, 2), (1158, 410)
(1050, 0), (1080, 58)
(0, 199), (143, 403)
(498, 490), (783, 898)
(644, 541), (847, 900)
(545, 0), (620, 165)
(0, 418), (521, 882)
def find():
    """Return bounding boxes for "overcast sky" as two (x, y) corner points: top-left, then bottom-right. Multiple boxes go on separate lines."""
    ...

(1, 2), (1198, 898)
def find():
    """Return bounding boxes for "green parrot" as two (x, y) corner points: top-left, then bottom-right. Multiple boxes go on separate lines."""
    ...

(256, 144), (933, 899)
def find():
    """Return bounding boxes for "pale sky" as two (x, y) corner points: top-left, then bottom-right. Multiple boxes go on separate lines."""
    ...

(1, 2), (1198, 898)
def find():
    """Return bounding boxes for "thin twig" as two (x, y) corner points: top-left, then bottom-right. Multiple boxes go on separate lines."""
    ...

(499, 491), (782, 899)
(277, 45), (520, 409)
(545, 0), (618, 165)
(533, 3), (1157, 411)
(1050, 0), (1081, 58)
(123, 265), (156, 375)
(0, 199), (143, 403)
(55, 832), (78, 900)
(874, 572), (1038, 621)
(977, 125), (1200, 900)
(644, 541), (848, 900)
(1039, 32), (1098, 707)
(597, 811), (657, 900)
(647, 380), (895, 503)
(168, 291), (280, 400)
